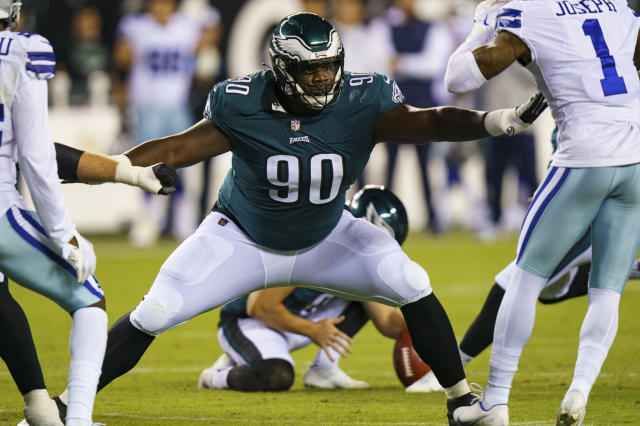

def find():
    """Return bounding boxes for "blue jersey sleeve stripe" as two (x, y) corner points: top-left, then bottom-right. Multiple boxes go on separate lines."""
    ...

(497, 8), (522, 18)
(496, 8), (522, 29)
(25, 63), (56, 75)
(28, 51), (56, 62)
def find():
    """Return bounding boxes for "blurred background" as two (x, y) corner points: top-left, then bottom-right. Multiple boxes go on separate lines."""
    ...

(18, 0), (640, 245)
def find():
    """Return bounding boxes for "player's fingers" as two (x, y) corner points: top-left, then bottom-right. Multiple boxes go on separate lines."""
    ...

(152, 163), (178, 186)
(321, 345), (335, 362)
(331, 335), (352, 354)
(336, 330), (353, 345)
(330, 315), (345, 324)
(158, 186), (176, 195)
(328, 341), (348, 358)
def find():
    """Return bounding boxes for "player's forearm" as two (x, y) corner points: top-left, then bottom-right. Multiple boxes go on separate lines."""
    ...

(404, 107), (491, 143)
(252, 305), (317, 337)
(363, 302), (406, 339)
(55, 143), (118, 183)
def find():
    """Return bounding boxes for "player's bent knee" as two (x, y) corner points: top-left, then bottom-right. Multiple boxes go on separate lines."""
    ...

(256, 359), (294, 391)
(130, 289), (184, 336)
(378, 252), (432, 305)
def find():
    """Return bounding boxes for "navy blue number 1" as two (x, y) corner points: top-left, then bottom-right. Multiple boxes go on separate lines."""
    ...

(582, 19), (627, 96)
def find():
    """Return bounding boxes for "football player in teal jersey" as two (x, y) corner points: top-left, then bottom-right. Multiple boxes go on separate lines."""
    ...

(48, 12), (546, 424)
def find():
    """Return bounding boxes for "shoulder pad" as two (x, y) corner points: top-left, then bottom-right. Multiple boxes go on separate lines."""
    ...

(24, 33), (55, 80)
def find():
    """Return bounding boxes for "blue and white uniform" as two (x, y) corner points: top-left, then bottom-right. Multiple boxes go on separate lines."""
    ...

(0, 31), (102, 310)
(498, 0), (640, 290)
(448, 1), (640, 420)
(117, 12), (203, 141)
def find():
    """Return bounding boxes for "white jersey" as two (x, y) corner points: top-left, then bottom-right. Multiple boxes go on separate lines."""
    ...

(0, 31), (75, 246)
(497, 0), (640, 167)
(117, 12), (203, 108)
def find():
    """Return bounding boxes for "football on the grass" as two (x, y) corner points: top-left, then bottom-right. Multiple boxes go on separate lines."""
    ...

(393, 327), (431, 387)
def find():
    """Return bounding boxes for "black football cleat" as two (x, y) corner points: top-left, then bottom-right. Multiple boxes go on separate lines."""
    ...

(53, 395), (67, 424)
(446, 392), (477, 425)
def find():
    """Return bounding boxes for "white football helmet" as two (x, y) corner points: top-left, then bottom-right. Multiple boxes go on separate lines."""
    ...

(0, 0), (21, 30)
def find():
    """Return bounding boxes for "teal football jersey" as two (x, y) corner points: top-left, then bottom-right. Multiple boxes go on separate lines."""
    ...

(204, 70), (404, 250)
(220, 288), (335, 320)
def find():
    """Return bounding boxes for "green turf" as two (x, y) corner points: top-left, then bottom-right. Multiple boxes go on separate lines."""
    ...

(1, 233), (639, 425)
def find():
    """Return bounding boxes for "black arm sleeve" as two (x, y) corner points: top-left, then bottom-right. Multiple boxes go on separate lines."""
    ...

(54, 142), (84, 182)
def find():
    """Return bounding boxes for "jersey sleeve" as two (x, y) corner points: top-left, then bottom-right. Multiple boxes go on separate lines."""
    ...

(14, 79), (76, 246)
(495, 5), (524, 33)
(24, 34), (56, 80)
(203, 82), (226, 127)
(376, 74), (404, 115)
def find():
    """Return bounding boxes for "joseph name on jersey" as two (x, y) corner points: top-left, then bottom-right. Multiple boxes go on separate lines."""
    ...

(0, 31), (56, 215)
(496, 0), (640, 167)
(204, 70), (403, 251)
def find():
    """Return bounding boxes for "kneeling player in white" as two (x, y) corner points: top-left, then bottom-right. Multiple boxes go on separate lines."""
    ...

(200, 287), (397, 391)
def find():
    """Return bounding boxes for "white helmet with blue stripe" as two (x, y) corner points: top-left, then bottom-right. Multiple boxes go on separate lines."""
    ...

(0, 0), (21, 30)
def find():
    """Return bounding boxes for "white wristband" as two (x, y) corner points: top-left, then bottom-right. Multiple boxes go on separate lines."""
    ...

(484, 108), (526, 137)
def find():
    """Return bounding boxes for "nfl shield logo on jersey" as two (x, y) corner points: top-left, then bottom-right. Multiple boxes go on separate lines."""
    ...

(291, 119), (301, 131)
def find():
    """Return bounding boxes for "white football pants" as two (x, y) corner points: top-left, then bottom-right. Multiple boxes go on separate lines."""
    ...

(130, 210), (431, 336)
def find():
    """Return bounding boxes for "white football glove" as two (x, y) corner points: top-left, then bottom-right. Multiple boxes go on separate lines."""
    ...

(484, 92), (548, 137)
(112, 155), (177, 195)
(59, 231), (96, 283)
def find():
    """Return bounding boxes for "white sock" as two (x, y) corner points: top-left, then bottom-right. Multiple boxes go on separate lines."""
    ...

(568, 287), (620, 403)
(59, 388), (69, 405)
(444, 379), (470, 399)
(66, 307), (107, 426)
(459, 348), (474, 366)
(484, 266), (547, 408)
(23, 388), (51, 405)
(310, 347), (339, 370)
(212, 366), (233, 389)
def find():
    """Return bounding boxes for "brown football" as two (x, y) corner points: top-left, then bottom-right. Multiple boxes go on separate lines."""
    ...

(393, 327), (431, 387)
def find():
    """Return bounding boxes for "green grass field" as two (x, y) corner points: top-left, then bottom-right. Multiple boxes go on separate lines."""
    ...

(1, 232), (639, 425)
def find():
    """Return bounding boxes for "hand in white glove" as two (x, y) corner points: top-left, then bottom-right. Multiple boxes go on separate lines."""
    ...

(484, 92), (548, 137)
(60, 231), (96, 283)
(112, 155), (177, 195)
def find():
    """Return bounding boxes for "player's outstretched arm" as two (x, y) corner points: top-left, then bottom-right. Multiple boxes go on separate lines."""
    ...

(247, 288), (353, 360)
(55, 143), (177, 195)
(124, 119), (231, 169)
(374, 92), (546, 144)
(362, 302), (406, 339)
